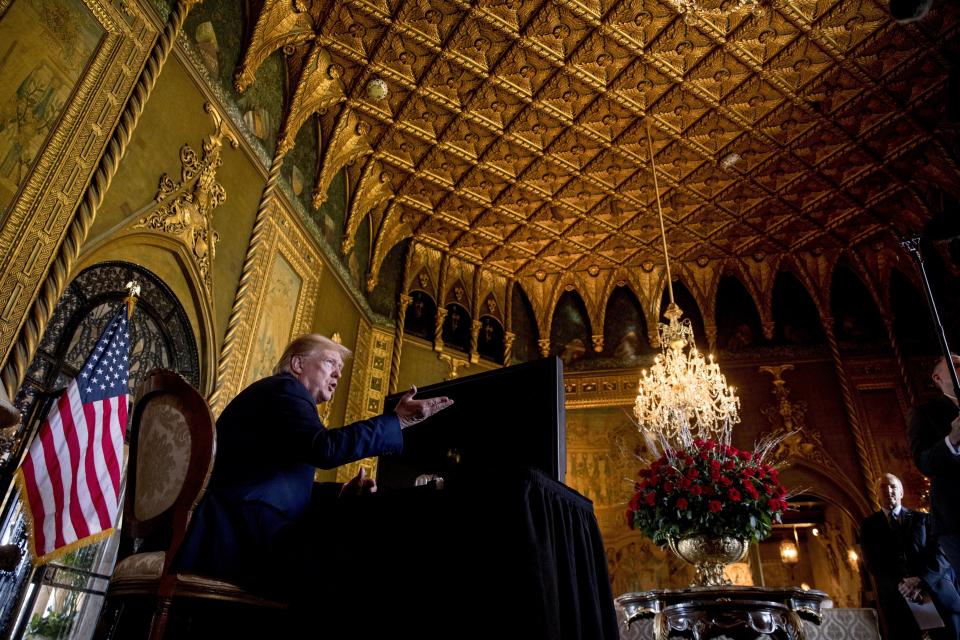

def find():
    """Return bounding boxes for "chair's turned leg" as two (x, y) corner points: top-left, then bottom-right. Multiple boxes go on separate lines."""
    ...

(148, 597), (172, 640)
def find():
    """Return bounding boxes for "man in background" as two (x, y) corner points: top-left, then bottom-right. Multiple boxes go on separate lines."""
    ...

(861, 473), (960, 640)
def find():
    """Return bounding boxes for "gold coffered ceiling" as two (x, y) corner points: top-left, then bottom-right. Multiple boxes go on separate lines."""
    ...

(240, 0), (959, 285)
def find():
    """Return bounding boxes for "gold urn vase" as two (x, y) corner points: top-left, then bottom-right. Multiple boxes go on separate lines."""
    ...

(668, 535), (749, 587)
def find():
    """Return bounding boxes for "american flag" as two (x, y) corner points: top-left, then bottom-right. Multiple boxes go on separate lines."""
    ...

(16, 306), (131, 562)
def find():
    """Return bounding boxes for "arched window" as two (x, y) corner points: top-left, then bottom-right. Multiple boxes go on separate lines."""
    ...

(0, 261), (199, 632)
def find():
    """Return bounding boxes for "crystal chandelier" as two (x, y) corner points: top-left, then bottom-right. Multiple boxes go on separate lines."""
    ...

(633, 121), (741, 449)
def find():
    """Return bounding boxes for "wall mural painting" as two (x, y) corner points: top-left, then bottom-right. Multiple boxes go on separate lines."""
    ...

(831, 267), (886, 349)
(441, 302), (471, 353)
(0, 0), (103, 215)
(283, 113), (318, 214)
(601, 286), (648, 367)
(185, 2), (283, 155)
(350, 214), (371, 291)
(716, 277), (764, 354)
(477, 315), (504, 363)
(772, 272), (826, 346)
(404, 290), (436, 340)
(368, 240), (407, 318)
(317, 169), (347, 249)
(246, 253), (302, 385)
(551, 291), (591, 368)
(565, 407), (697, 594)
(510, 285), (539, 364)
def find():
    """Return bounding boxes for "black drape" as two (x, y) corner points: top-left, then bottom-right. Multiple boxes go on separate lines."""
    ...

(293, 467), (619, 639)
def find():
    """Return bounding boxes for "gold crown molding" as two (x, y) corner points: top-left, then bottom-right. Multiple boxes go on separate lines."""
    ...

(343, 158), (395, 255)
(314, 106), (374, 209)
(0, 0), (186, 399)
(235, 0), (316, 93)
(278, 44), (347, 157)
(132, 103), (238, 291)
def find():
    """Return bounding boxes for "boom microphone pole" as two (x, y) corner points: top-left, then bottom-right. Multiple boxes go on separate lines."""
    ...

(901, 236), (960, 401)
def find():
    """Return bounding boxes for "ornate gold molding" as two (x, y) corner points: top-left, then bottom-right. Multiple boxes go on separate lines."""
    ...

(278, 44), (346, 157)
(343, 158), (394, 255)
(336, 321), (394, 483)
(0, 0), (186, 398)
(314, 107), (373, 209)
(235, 0), (315, 93)
(208, 194), (323, 414)
(132, 103), (237, 291)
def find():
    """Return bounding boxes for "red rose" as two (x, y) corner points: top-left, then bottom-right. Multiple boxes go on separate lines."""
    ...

(645, 491), (656, 506)
(703, 486), (716, 497)
(723, 460), (736, 471)
(639, 468), (651, 478)
(662, 481), (674, 493)
(728, 488), (741, 502)
(686, 467), (700, 479)
(709, 500), (722, 513)
(699, 450), (711, 460)
(709, 459), (721, 470)
(738, 450), (753, 461)
(710, 469), (721, 481)
(720, 475), (733, 486)
(690, 485), (703, 496)
(629, 493), (641, 510)
(684, 456), (695, 466)
(679, 477), (692, 490)
(677, 498), (689, 509)
(649, 475), (660, 486)
(742, 467), (756, 478)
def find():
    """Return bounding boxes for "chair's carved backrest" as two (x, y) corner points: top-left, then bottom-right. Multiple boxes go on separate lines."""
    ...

(123, 369), (215, 565)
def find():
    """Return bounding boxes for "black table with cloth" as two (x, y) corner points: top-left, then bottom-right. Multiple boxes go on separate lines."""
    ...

(296, 466), (619, 639)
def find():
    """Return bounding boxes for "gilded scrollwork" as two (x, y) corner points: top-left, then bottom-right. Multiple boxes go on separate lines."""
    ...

(133, 103), (238, 291)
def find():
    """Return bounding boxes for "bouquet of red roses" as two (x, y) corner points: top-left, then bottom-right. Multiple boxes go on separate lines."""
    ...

(627, 438), (790, 545)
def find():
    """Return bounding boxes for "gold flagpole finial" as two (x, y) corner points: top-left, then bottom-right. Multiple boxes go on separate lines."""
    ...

(124, 281), (141, 319)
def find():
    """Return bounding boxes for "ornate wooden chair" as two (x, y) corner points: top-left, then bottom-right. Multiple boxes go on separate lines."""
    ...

(95, 369), (287, 640)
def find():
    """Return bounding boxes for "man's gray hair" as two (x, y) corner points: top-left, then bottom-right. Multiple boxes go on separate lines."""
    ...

(274, 334), (352, 375)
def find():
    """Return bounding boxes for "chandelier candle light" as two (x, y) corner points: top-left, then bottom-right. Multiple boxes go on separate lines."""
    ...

(634, 120), (741, 453)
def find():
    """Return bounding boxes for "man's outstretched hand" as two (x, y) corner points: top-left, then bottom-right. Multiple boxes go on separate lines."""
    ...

(394, 385), (454, 429)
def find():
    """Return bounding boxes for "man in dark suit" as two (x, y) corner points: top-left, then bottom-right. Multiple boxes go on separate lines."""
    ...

(176, 333), (452, 594)
(909, 354), (960, 572)
(861, 473), (960, 640)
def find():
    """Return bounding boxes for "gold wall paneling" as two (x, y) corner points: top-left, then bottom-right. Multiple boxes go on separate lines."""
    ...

(208, 192), (323, 414)
(335, 321), (394, 483)
(0, 0), (171, 397)
(132, 102), (238, 292)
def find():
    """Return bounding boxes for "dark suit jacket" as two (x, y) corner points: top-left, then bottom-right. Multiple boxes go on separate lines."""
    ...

(175, 372), (403, 589)
(861, 508), (960, 640)
(909, 396), (960, 535)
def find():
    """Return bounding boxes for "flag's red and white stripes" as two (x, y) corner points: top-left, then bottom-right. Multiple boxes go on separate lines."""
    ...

(16, 307), (131, 562)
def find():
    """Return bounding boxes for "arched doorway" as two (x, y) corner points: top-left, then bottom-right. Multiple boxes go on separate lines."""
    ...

(0, 261), (199, 636)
